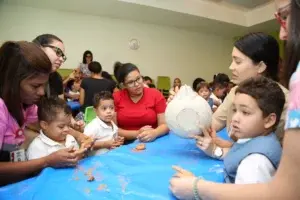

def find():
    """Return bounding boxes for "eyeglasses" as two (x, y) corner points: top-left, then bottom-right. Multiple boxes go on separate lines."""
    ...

(125, 76), (143, 88)
(274, 3), (291, 30)
(43, 45), (67, 62)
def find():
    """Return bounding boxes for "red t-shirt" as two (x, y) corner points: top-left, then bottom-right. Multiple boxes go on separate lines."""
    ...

(114, 87), (166, 130)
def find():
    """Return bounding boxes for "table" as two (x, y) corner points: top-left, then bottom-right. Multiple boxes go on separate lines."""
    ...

(0, 129), (230, 200)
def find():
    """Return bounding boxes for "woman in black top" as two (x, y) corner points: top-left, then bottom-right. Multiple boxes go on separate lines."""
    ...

(33, 34), (67, 99)
(80, 61), (116, 112)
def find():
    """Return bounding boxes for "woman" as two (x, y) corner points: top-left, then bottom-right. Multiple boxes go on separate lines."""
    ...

(33, 34), (66, 99)
(77, 50), (93, 78)
(212, 32), (289, 146)
(170, 0), (300, 199)
(169, 78), (182, 94)
(0, 41), (85, 186)
(79, 61), (116, 112)
(113, 62), (169, 142)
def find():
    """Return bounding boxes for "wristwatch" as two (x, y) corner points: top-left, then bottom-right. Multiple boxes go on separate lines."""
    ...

(213, 146), (223, 158)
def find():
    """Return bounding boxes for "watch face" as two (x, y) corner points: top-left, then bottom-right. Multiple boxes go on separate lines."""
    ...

(214, 147), (223, 157)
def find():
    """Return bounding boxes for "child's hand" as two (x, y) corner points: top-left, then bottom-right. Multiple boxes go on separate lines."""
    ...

(73, 120), (85, 132)
(193, 127), (216, 157)
(45, 147), (84, 168)
(172, 166), (195, 177)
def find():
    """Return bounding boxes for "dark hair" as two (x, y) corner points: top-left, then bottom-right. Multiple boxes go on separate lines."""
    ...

(284, 0), (300, 86)
(93, 91), (114, 108)
(211, 81), (228, 91)
(236, 77), (285, 130)
(82, 50), (93, 64)
(113, 61), (139, 83)
(143, 76), (152, 83)
(148, 83), (156, 88)
(234, 32), (279, 82)
(66, 79), (75, 90)
(38, 97), (72, 123)
(213, 73), (230, 84)
(192, 78), (206, 91)
(196, 82), (210, 93)
(102, 71), (114, 80)
(88, 61), (102, 74)
(32, 34), (63, 46)
(0, 41), (52, 126)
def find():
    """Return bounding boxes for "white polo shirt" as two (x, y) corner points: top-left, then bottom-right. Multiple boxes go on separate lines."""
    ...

(26, 130), (79, 160)
(84, 116), (118, 155)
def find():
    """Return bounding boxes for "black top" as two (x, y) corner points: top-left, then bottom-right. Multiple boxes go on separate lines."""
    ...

(47, 72), (63, 98)
(80, 78), (115, 112)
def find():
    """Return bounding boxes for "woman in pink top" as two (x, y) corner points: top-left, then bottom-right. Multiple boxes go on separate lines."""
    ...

(0, 41), (84, 186)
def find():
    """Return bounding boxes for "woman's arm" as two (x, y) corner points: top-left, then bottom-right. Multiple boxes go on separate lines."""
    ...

(79, 88), (85, 105)
(153, 113), (169, 137)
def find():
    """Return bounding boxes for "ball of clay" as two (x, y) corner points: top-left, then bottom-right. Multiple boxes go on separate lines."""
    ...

(135, 143), (146, 150)
(165, 85), (212, 138)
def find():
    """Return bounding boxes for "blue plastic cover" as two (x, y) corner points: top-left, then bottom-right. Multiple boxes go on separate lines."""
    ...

(0, 129), (230, 200)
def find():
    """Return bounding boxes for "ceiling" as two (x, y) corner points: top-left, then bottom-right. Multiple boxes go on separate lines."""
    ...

(2, 0), (278, 37)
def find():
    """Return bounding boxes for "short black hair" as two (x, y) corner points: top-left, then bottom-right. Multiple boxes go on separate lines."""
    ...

(213, 73), (230, 84)
(82, 50), (93, 64)
(236, 76), (285, 130)
(234, 32), (279, 82)
(88, 61), (102, 74)
(93, 91), (114, 108)
(113, 61), (139, 83)
(192, 78), (206, 91)
(66, 79), (75, 90)
(32, 34), (63, 46)
(38, 97), (72, 123)
(143, 76), (152, 83)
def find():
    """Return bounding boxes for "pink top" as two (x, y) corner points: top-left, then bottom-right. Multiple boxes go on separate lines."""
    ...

(285, 62), (300, 129)
(0, 98), (38, 152)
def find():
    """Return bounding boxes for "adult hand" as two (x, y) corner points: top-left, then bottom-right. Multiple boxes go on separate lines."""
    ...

(169, 168), (198, 200)
(167, 86), (179, 104)
(137, 129), (158, 142)
(72, 120), (85, 133)
(45, 147), (84, 168)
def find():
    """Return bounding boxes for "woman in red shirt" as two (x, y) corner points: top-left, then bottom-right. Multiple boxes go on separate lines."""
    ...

(113, 62), (169, 142)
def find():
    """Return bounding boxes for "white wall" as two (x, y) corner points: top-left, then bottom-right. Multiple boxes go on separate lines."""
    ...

(0, 4), (233, 85)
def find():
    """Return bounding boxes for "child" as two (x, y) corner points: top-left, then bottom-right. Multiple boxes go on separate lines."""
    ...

(65, 79), (80, 101)
(209, 81), (228, 107)
(27, 97), (82, 160)
(173, 76), (285, 185)
(84, 91), (124, 155)
(196, 82), (220, 110)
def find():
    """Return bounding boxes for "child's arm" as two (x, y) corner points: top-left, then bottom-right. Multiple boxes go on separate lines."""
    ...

(213, 99), (221, 106)
(92, 137), (124, 150)
(235, 154), (275, 184)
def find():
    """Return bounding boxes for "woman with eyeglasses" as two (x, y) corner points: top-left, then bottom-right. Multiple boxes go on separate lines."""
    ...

(113, 62), (169, 142)
(170, 0), (300, 199)
(32, 34), (67, 99)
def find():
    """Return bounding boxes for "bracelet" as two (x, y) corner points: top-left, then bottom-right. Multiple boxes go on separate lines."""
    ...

(193, 177), (203, 200)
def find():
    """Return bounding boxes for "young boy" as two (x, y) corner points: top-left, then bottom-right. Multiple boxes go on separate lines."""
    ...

(196, 82), (221, 111)
(27, 98), (82, 160)
(84, 91), (124, 155)
(174, 76), (285, 184)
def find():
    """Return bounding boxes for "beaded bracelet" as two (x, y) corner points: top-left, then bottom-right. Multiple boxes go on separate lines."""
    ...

(193, 177), (203, 200)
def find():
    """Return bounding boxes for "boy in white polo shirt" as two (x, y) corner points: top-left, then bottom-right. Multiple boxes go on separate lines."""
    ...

(27, 98), (82, 160)
(84, 91), (124, 155)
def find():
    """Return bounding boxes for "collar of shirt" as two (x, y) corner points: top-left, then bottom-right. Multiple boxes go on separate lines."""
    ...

(39, 130), (77, 147)
(236, 138), (252, 144)
(96, 116), (117, 131)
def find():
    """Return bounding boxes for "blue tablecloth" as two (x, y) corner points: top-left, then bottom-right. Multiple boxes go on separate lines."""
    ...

(0, 129), (230, 200)
(67, 101), (81, 111)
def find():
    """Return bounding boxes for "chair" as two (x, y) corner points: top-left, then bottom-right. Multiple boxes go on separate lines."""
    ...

(84, 106), (96, 124)
(157, 76), (171, 99)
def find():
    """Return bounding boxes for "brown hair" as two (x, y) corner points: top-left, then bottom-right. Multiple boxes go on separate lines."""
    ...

(93, 91), (114, 108)
(0, 41), (52, 126)
(196, 82), (210, 93)
(236, 76), (285, 129)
